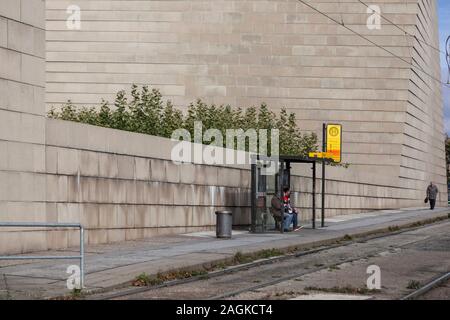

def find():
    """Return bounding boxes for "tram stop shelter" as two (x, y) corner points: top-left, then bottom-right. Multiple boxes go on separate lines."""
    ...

(250, 155), (325, 234)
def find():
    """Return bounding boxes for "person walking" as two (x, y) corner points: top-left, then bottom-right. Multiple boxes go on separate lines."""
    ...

(426, 182), (439, 210)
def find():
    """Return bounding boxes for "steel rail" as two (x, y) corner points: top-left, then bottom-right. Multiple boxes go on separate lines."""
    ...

(401, 272), (450, 300)
(98, 219), (449, 300)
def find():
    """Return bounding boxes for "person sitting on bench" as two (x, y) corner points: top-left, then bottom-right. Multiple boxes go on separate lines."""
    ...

(282, 186), (303, 232)
(270, 187), (303, 232)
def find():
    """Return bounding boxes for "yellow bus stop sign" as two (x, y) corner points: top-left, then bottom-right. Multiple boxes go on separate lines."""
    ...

(326, 124), (342, 163)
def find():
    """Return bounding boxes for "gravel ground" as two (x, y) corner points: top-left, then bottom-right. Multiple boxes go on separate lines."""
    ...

(418, 279), (450, 300)
(112, 221), (450, 300)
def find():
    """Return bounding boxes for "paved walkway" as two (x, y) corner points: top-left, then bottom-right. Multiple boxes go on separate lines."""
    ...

(0, 207), (448, 299)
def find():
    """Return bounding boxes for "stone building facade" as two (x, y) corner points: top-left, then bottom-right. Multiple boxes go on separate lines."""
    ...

(0, 0), (447, 253)
(45, 0), (447, 210)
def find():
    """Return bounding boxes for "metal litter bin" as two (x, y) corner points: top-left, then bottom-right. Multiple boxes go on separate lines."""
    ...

(215, 211), (232, 238)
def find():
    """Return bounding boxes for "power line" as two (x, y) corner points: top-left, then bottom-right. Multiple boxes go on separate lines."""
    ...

(358, 0), (446, 57)
(295, 0), (450, 89)
(297, 0), (445, 86)
(359, 0), (449, 85)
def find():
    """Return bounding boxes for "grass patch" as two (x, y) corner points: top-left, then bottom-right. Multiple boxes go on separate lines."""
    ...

(410, 221), (424, 228)
(232, 249), (284, 265)
(132, 273), (163, 287)
(388, 225), (400, 232)
(328, 264), (341, 271)
(407, 280), (421, 290)
(214, 262), (227, 270)
(314, 263), (324, 267)
(131, 248), (286, 288)
(70, 288), (84, 298)
(132, 269), (209, 287)
(233, 251), (252, 264)
(159, 270), (207, 282)
(50, 288), (85, 300)
(410, 216), (448, 229)
(273, 290), (307, 298)
(342, 234), (353, 241)
(305, 285), (379, 295)
(257, 248), (284, 259)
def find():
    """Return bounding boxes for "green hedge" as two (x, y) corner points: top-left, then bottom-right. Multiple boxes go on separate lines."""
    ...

(47, 84), (319, 157)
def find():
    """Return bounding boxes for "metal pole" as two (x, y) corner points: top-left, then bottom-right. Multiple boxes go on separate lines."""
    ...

(322, 163), (326, 228)
(286, 162), (291, 187)
(250, 163), (257, 233)
(312, 162), (316, 229)
(80, 226), (85, 289)
(0, 222), (82, 228)
(322, 123), (326, 228)
(0, 255), (81, 260)
(279, 161), (285, 234)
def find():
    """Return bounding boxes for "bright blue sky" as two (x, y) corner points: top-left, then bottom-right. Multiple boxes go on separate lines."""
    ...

(439, 0), (450, 134)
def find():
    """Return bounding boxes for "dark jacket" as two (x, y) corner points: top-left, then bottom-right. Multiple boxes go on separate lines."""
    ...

(426, 184), (439, 200)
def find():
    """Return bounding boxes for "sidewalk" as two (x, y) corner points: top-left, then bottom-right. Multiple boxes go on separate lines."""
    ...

(0, 207), (449, 299)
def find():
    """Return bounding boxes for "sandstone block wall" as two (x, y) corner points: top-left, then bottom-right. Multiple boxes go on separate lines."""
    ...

(0, 0), (447, 254)
(44, 119), (251, 249)
(0, 0), (48, 253)
(45, 0), (448, 210)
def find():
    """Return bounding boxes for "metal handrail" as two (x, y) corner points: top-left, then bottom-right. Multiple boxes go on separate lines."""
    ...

(0, 222), (85, 288)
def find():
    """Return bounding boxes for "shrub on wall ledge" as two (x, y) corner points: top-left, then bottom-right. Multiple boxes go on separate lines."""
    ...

(47, 84), (319, 157)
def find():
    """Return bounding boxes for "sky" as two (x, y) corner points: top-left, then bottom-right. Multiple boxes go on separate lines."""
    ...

(439, 0), (450, 134)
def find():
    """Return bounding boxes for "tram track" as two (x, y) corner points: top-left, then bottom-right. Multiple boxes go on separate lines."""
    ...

(401, 272), (450, 300)
(94, 219), (450, 300)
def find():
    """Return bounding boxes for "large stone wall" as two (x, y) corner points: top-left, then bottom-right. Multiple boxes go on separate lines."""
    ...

(45, 0), (448, 210)
(0, 0), (447, 254)
(0, 0), (47, 253)
(44, 119), (251, 249)
(2, 115), (439, 254)
(36, 118), (410, 251)
(400, 0), (446, 204)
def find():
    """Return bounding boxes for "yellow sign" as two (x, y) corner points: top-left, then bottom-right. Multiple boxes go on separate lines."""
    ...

(308, 124), (342, 162)
(326, 124), (342, 163)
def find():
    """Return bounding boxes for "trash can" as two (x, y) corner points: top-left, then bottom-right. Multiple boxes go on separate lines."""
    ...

(215, 210), (232, 238)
